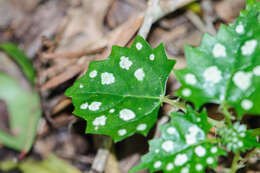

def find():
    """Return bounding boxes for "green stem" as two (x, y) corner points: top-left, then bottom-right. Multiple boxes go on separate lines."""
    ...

(162, 97), (187, 112)
(162, 97), (224, 128)
(220, 103), (233, 126)
(207, 117), (225, 128)
(230, 151), (240, 173)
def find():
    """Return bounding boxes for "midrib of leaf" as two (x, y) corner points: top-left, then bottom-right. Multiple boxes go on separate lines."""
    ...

(81, 91), (163, 100)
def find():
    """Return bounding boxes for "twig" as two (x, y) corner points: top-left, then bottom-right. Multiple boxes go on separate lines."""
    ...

(90, 137), (113, 173)
(154, 116), (169, 138)
(41, 46), (106, 59)
(138, 0), (197, 39)
(185, 10), (208, 33)
(201, 0), (217, 35)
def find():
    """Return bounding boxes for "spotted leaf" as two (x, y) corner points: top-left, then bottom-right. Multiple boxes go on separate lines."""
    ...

(65, 36), (175, 142)
(217, 122), (260, 153)
(130, 107), (226, 173)
(174, 1), (260, 118)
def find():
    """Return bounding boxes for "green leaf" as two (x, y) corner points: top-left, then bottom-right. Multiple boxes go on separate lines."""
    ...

(217, 122), (260, 153)
(65, 36), (175, 142)
(0, 43), (36, 84)
(0, 73), (41, 152)
(131, 107), (226, 173)
(0, 155), (81, 173)
(174, 1), (260, 118)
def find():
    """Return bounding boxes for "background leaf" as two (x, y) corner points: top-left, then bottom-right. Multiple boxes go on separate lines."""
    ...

(0, 43), (36, 84)
(66, 36), (175, 142)
(174, 1), (260, 118)
(131, 107), (226, 173)
(0, 155), (81, 173)
(0, 73), (41, 152)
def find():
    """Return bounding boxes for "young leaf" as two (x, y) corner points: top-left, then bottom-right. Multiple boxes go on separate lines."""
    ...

(66, 36), (176, 142)
(0, 73), (41, 152)
(0, 43), (36, 84)
(217, 122), (260, 153)
(131, 107), (226, 173)
(174, 1), (260, 118)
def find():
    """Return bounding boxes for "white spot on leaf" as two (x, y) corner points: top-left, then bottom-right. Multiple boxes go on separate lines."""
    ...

(174, 154), (188, 166)
(185, 73), (197, 85)
(181, 167), (189, 173)
(166, 163), (174, 171)
(253, 66), (260, 76)
(109, 109), (115, 113)
(185, 134), (197, 145)
(149, 54), (155, 61)
(196, 164), (203, 171)
(167, 127), (177, 135)
(93, 115), (107, 126)
(203, 66), (222, 84)
(195, 146), (206, 157)
(89, 70), (97, 78)
(89, 102), (102, 111)
(241, 40), (257, 56)
(233, 71), (252, 91)
(137, 124), (147, 131)
(182, 88), (191, 97)
(213, 43), (227, 57)
(80, 103), (88, 109)
(136, 42), (143, 50)
(185, 126), (201, 145)
(79, 84), (83, 88)
(161, 140), (174, 152)
(119, 56), (132, 70)
(236, 23), (244, 34)
(118, 129), (127, 136)
(238, 141), (243, 147)
(206, 157), (214, 164)
(134, 68), (145, 81)
(153, 161), (162, 168)
(241, 99), (253, 110)
(211, 147), (217, 153)
(119, 109), (136, 121)
(101, 72), (115, 85)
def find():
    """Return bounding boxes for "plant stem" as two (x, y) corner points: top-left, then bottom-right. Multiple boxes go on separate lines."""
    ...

(207, 117), (225, 128)
(220, 102), (233, 126)
(162, 97), (224, 128)
(162, 97), (187, 112)
(230, 151), (240, 173)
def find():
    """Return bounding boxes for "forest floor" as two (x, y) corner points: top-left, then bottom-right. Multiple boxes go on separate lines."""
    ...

(0, 0), (259, 173)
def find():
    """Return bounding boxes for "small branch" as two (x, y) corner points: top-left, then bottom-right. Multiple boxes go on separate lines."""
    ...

(138, 0), (159, 39)
(185, 11), (208, 33)
(230, 151), (240, 173)
(138, 0), (197, 39)
(41, 46), (105, 59)
(90, 137), (113, 173)
(154, 116), (169, 138)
